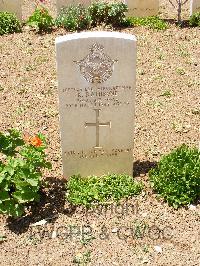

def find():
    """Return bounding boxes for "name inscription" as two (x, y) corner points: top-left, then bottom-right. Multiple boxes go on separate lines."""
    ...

(62, 85), (132, 108)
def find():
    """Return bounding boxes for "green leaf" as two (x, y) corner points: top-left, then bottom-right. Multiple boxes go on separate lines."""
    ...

(0, 191), (10, 202)
(0, 129), (24, 156)
(3, 164), (15, 176)
(0, 200), (24, 217)
(26, 173), (40, 187)
(13, 189), (40, 203)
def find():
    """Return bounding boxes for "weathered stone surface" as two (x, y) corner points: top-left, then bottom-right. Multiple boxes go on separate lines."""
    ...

(190, 0), (200, 15)
(56, 0), (90, 12)
(125, 0), (159, 17)
(0, 0), (22, 20)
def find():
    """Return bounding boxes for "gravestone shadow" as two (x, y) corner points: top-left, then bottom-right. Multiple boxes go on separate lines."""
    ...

(133, 160), (157, 177)
(7, 176), (76, 234)
(164, 18), (190, 28)
(7, 162), (157, 234)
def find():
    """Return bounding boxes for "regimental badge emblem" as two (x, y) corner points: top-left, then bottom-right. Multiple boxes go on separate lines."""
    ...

(74, 43), (118, 84)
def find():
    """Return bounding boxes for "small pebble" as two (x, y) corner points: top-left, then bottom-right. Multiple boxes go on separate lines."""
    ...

(188, 205), (196, 210)
(31, 219), (47, 227)
(52, 230), (57, 238)
(154, 245), (162, 253)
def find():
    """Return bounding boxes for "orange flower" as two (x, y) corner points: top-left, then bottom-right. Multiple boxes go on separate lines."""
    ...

(29, 136), (43, 147)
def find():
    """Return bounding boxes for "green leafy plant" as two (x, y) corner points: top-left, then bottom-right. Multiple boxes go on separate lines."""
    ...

(55, 4), (91, 31)
(88, 1), (128, 27)
(149, 144), (200, 208)
(0, 129), (51, 217)
(0, 235), (6, 242)
(176, 67), (185, 75)
(160, 90), (172, 97)
(66, 173), (143, 207)
(73, 251), (91, 265)
(27, 7), (54, 32)
(126, 16), (168, 30)
(189, 12), (200, 27)
(133, 220), (148, 239)
(0, 12), (22, 35)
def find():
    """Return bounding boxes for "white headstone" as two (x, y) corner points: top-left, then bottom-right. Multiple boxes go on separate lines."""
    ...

(56, 31), (136, 178)
(0, 0), (22, 20)
(190, 0), (200, 15)
(125, 0), (159, 17)
(56, 0), (91, 12)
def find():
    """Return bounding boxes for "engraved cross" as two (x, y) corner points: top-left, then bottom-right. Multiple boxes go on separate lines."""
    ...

(85, 109), (111, 148)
